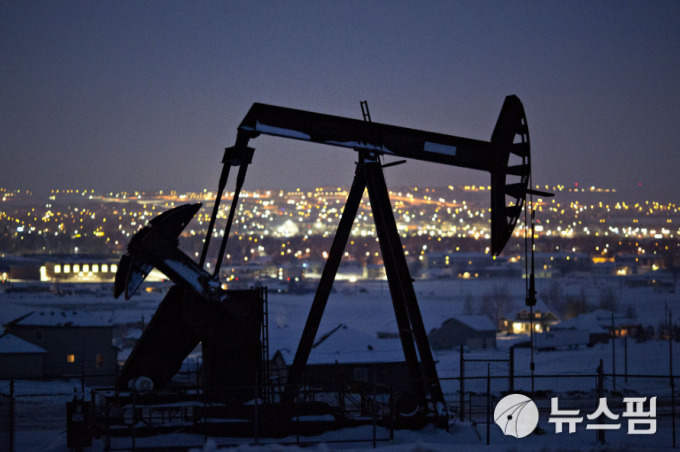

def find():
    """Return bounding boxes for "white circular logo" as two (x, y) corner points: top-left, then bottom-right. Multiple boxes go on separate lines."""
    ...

(494, 393), (539, 438)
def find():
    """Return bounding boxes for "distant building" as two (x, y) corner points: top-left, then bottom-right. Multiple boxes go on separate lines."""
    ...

(0, 256), (43, 281)
(364, 263), (386, 280)
(42, 256), (120, 282)
(428, 315), (497, 350)
(0, 254), (121, 283)
(4, 310), (118, 382)
(614, 254), (666, 275)
(623, 275), (675, 292)
(423, 252), (519, 279)
(532, 252), (591, 277)
(0, 332), (47, 379)
(554, 309), (642, 344)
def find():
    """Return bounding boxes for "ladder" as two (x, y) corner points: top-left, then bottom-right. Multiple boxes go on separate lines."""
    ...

(259, 287), (271, 402)
(360, 100), (371, 122)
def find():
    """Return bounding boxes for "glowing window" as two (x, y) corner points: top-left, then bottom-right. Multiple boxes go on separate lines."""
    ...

(92, 264), (99, 273)
(101, 264), (108, 273)
(512, 322), (524, 334)
(110, 264), (117, 273)
(83, 264), (89, 272)
(54, 265), (61, 273)
(63, 264), (71, 273)
(73, 264), (80, 272)
(66, 354), (75, 363)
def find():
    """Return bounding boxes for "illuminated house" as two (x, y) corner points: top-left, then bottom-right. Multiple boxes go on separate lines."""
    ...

(500, 302), (560, 334)
(4, 310), (118, 382)
(555, 309), (642, 341)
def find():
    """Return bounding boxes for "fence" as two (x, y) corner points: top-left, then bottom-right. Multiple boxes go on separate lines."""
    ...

(439, 361), (679, 449)
(0, 381), (12, 452)
(1, 369), (678, 451)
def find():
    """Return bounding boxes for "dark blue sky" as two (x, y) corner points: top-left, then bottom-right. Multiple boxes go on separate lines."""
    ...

(1, 1), (678, 200)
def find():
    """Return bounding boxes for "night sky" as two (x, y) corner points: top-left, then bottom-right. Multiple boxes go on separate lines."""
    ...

(1, 1), (678, 201)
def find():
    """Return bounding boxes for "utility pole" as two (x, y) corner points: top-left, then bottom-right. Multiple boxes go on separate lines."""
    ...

(611, 311), (616, 392)
(667, 303), (675, 448)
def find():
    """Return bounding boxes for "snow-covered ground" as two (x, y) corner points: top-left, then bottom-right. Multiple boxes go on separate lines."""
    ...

(1, 276), (678, 451)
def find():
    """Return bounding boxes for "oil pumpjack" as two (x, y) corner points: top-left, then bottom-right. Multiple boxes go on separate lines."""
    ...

(114, 95), (548, 426)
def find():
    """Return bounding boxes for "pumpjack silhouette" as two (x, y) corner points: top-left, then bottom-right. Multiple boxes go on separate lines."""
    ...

(114, 95), (550, 425)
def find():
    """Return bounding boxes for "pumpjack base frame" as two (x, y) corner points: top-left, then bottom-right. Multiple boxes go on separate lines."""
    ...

(93, 391), (444, 441)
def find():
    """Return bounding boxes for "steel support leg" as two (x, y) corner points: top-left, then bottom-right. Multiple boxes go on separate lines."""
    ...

(199, 164), (230, 267)
(213, 160), (250, 277)
(364, 159), (446, 417)
(283, 163), (368, 404)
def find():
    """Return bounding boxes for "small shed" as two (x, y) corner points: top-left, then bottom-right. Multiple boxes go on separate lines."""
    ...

(428, 315), (497, 350)
(0, 332), (47, 378)
(271, 324), (410, 393)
